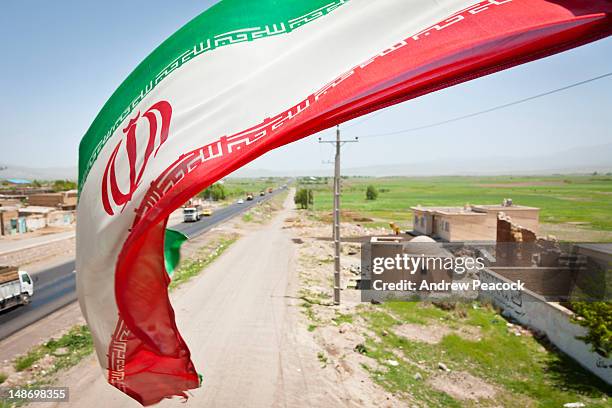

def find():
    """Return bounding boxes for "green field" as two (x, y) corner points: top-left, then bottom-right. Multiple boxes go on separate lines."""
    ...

(300, 175), (612, 232)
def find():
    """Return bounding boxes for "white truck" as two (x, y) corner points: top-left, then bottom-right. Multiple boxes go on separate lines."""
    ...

(183, 204), (202, 222)
(0, 266), (34, 311)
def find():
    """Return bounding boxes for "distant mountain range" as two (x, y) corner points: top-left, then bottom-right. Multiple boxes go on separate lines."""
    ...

(0, 163), (77, 181)
(1, 143), (611, 181)
(232, 143), (612, 177)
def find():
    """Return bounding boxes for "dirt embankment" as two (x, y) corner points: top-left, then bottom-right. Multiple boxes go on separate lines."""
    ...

(0, 237), (75, 270)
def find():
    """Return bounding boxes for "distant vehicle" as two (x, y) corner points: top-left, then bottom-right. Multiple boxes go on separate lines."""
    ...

(0, 266), (34, 311)
(202, 208), (212, 216)
(268, 187), (273, 193)
(237, 199), (244, 204)
(246, 193), (254, 201)
(259, 191), (265, 196)
(183, 204), (202, 222)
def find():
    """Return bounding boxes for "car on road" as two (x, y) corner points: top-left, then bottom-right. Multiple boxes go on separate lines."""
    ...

(202, 208), (213, 216)
(246, 193), (254, 201)
(259, 191), (265, 196)
(1, 266), (34, 311)
(237, 199), (244, 204)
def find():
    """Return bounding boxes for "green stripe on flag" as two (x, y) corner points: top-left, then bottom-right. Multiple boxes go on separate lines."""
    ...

(164, 228), (189, 276)
(78, 0), (349, 191)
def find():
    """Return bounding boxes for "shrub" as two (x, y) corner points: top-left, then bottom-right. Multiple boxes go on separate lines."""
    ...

(199, 183), (227, 201)
(571, 301), (612, 357)
(365, 185), (378, 200)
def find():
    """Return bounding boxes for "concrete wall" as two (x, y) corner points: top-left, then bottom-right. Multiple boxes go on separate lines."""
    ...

(47, 211), (75, 227)
(479, 269), (612, 384)
(413, 211), (433, 235)
(434, 215), (450, 241)
(25, 216), (47, 232)
(445, 214), (492, 241)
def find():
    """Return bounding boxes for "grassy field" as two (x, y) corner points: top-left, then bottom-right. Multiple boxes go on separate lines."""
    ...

(301, 175), (612, 232)
(299, 284), (612, 406)
(356, 301), (612, 407)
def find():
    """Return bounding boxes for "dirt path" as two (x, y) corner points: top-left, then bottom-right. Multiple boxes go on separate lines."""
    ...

(31, 191), (348, 407)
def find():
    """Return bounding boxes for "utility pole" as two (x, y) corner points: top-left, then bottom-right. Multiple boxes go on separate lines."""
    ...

(319, 125), (358, 305)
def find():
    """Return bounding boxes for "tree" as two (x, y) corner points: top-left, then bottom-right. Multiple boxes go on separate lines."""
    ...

(199, 183), (227, 201)
(294, 188), (313, 209)
(365, 185), (378, 200)
(53, 179), (77, 191)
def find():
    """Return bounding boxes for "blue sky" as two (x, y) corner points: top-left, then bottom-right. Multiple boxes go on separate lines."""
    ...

(0, 0), (610, 173)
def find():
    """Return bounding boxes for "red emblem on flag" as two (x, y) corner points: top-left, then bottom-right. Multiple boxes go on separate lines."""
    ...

(101, 101), (172, 216)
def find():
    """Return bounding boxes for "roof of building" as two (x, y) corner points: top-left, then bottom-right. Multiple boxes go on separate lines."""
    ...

(18, 206), (55, 214)
(411, 206), (486, 216)
(411, 203), (539, 216)
(4, 179), (32, 185)
(471, 204), (540, 211)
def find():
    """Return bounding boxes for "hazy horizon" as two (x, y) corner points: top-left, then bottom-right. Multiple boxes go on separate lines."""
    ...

(2, 142), (611, 180)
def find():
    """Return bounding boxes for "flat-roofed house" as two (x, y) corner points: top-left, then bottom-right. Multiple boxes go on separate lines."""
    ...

(27, 190), (77, 210)
(411, 200), (539, 242)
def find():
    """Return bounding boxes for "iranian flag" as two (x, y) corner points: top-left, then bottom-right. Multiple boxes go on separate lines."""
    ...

(76, 0), (612, 405)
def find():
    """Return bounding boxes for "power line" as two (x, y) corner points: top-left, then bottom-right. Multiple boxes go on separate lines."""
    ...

(343, 109), (385, 129)
(353, 71), (612, 138)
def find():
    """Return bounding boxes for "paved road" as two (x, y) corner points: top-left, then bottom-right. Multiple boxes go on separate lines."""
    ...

(0, 231), (75, 256)
(173, 189), (283, 238)
(0, 260), (76, 340)
(0, 189), (285, 341)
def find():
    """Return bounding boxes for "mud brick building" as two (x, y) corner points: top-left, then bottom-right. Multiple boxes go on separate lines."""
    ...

(411, 200), (539, 242)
